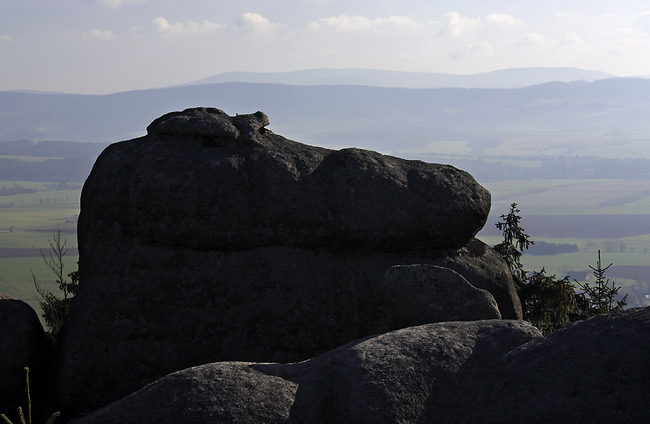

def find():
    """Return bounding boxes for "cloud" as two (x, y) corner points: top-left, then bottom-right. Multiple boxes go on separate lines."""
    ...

(308, 15), (418, 33)
(485, 13), (521, 27)
(152, 17), (225, 38)
(84, 29), (116, 41)
(100, 0), (144, 8)
(0, 35), (12, 42)
(439, 12), (481, 38)
(449, 41), (494, 59)
(563, 31), (583, 45)
(634, 12), (650, 35)
(553, 11), (573, 19)
(515, 33), (551, 48)
(236, 12), (283, 36)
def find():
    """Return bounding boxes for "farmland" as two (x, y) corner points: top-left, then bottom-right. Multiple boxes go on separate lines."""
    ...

(478, 178), (650, 308)
(0, 181), (80, 315)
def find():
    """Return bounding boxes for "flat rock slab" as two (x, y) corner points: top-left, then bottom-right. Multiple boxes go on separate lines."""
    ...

(73, 320), (541, 424)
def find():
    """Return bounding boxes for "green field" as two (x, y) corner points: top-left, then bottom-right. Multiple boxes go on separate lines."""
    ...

(0, 182), (81, 318)
(483, 179), (650, 215)
(478, 178), (650, 308)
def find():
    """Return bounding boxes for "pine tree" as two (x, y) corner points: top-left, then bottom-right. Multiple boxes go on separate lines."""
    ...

(493, 203), (534, 288)
(575, 250), (628, 317)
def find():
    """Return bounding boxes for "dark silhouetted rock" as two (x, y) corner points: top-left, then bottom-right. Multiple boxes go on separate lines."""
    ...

(435, 238), (522, 320)
(79, 108), (490, 252)
(0, 297), (50, 421)
(146, 107), (271, 144)
(381, 265), (501, 329)
(74, 320), (541, 424)
(461, 306), (650, 424)
(55, 108), (516, 415)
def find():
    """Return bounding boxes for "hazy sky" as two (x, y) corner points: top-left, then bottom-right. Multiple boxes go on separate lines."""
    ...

(2, 0), (650, 94)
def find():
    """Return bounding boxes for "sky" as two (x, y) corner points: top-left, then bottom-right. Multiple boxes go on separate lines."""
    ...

(2, 0), (650, 94)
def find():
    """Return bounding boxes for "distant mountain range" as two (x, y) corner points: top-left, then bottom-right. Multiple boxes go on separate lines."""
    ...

(182, 67), (616, 89)
(1, 68), (649, 160)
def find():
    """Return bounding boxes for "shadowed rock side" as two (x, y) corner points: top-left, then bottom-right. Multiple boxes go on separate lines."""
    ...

(461, 306), (650, 424)
(72, 320), (542, 424)
(433, 237), (521, 320)
(381, 265), (501, 329)
(0, 297), (51, 423)
(55, 107), (516, 415)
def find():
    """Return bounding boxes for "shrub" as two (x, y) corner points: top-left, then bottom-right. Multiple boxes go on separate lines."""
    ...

(32, 229), (79, 337)
(519, 268), (577, 334)
(494, 205), (627, 334)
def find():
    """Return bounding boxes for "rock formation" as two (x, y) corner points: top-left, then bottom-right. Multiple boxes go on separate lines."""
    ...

(461, 306), (650, 423)
(4, 107), (643, 423)
(0, 296), (50, 422)
(381, 264), (501, 328)
(69, 306), (650, 424)
(54, 107), (520, 414)
(73, 320), (542, 424)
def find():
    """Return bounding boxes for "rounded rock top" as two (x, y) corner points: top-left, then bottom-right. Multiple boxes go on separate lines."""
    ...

(146, 107), (270, 143)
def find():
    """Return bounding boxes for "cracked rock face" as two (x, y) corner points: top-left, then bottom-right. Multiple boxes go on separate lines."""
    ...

(55, 107), (515, 416)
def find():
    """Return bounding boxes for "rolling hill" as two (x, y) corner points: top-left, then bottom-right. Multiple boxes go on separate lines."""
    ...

(1, 75), (650, 160)
(181, 67), (615, 89)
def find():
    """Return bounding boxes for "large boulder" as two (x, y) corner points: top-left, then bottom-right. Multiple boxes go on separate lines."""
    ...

(57, 241), (520, 415)
(73, 363), (298, 424)
(0, 296), (50, 422)
(73, 320), (541, 424)
(432, 237), (522, 319)
(461, 306), (650, 423)
(55, 108), (516, 414)
(381, 264), (501, 329)
(81, 107), (490, 251)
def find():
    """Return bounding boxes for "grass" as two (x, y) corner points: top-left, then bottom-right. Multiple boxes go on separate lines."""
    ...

(0, 367), (60, 424)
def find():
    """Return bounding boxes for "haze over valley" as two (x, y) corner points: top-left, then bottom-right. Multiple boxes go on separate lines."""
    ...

(4, 2), (650, 420)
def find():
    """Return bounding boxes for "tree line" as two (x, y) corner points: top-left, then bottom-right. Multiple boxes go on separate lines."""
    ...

(0, 139), (109, 158)
(526, 241), (579, 256)
(0, 157), (93, 183)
